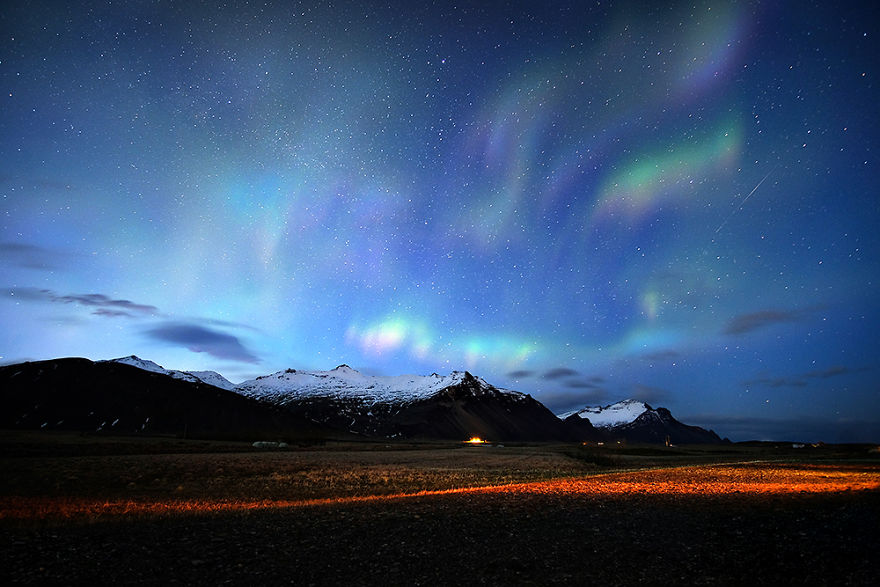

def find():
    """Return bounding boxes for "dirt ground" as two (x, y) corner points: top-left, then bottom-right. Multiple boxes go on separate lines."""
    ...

(2, 433), (878, 585)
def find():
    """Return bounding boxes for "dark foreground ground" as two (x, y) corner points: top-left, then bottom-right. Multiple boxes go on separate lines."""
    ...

(4, 490), (879, 586)
(2, 433), (878, 586)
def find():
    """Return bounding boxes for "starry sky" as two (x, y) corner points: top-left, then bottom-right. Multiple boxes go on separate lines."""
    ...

(2, 1), (878, 442)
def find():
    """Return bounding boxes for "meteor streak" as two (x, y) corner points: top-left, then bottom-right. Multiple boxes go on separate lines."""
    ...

(715, 166), (776, 234)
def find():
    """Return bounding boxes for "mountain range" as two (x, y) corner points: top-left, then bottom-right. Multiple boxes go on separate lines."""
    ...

(0, 356), (725, 444)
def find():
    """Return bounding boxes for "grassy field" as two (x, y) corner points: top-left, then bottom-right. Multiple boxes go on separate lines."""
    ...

(2, 431), (878, 520)
(2, 431), (879, 585)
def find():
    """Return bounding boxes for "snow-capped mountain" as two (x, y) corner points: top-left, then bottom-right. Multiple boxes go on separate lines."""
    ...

(186, 370), (237, 391)
(86, 358), (563, 440)
(558, 399), (725, 444)
(2, 355), (727, 443)
(103, 355), (235, 390)
(558, 399), (650, 428)
(235, 364), (511, 405)
(235, 365), (568, 440)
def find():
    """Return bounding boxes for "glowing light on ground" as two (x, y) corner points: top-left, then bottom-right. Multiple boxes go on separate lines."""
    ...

(3, 463), (877, 522)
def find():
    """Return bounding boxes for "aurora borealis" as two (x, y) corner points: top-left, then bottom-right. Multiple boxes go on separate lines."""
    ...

(2, 1), (878, 441)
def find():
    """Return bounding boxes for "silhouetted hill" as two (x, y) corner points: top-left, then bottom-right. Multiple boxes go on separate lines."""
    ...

(0, 358), (330, 441)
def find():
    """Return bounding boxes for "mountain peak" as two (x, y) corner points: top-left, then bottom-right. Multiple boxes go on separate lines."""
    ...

(557, 399), (651, 428)
(237, 366), (500, 407)
(106, 355), (168, 374)
(103, 356), (235, 390)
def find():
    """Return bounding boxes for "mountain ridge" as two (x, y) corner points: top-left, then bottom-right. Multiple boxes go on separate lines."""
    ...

(235, 364), (506, 406)
(1, 356), (725, 443)
(102, 355), (236, 390)
(0, 357), (330, 440)
(559, 399), (725, 445)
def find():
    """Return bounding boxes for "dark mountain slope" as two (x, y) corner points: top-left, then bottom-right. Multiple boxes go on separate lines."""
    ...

(610, 406), (724, 444)
(275, 372), (578, 441)
(377, 372), (574, 441)
(0, 358), (329, 440)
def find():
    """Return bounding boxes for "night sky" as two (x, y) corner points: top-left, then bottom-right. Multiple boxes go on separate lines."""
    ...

(2, 1), (878, 442)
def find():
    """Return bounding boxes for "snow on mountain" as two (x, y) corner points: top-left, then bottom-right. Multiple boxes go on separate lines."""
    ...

(235, 364), (505, 405)
(103, 357), (511, 404)
(557, 399), (650, 428)
(186, 370), (236, 391)
(104, 356), (235, 390)
(107, 355), (169, 375)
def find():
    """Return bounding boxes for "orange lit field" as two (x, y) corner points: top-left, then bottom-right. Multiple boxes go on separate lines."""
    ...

(2, 462), (878, 521)
(2, 434), (879, 585)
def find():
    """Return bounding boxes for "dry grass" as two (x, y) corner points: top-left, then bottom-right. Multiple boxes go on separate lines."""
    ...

(3, 435), (879, 586)
(1, 444), (590, 498)
(0, 441), (593, 522)
(4, 462), (878, 522)
(2, 435), (878, 523)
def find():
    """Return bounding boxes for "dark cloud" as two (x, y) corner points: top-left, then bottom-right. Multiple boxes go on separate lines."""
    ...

(805, 365), (867, 379)
(542, 367), (579, 380)
(202, 317), (262, 333)
(92, 308), (135, 318)
(564, 379), (600, 389)
(746, 376), (808, 389)
(0, 242), (73, 271)
(52, 292), (158, 314)
(537, 388), (609, 415)
(145, 322), (260, 364)
(745, 365), (868, 389)
(684, 414), (880, 443)
(507, 370), (535, 379)
(3, 286), (50, 301)
(3, 287), (157, 316)
(631, 384), (670, 404)
(724, 309), (804, 335)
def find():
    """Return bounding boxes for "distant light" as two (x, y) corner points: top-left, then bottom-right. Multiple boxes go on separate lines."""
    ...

(465, 437), (486, 444)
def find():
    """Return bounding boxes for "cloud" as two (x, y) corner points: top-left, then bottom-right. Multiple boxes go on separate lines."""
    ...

(145, 322), (260, 364)
(542, 367), (579, 380)
(537, 388), (609, 415)
(684, 414), (880, 443)
(724, 309), (804, 335)
(2, 287), (49, 301)
(744, 375), (808, 389)
(630, 384), (670, 404)
(92, 308), (137, 318)
(507, 369), (535, 379)
(202, 316), (262, 333)
(563, 379), (601, 389)
(3, 287), (157, 317)
(805, 365), (867, 379)
(745, 365), (868, 389)
(53, 293), (158, 315)
(0, 242), (64, 271)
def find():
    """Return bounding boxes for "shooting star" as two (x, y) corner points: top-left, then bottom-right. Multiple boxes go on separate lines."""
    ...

(715, 166), (776, 234)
